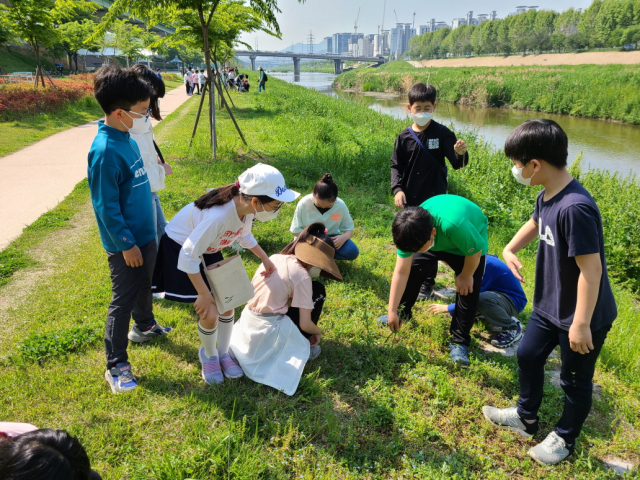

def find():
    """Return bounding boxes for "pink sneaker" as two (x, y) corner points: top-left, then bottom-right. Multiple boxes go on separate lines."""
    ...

(220, 353), (244, 379)
(198, 347), (223, 385)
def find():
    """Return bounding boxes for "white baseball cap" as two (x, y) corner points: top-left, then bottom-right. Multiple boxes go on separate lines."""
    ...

(238, 163), (300, 202)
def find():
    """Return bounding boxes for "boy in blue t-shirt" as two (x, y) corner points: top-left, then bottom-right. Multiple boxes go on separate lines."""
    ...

(482, 119), (617, 465)
(89, 65), (171, 394)
(428, 254), (527, 348)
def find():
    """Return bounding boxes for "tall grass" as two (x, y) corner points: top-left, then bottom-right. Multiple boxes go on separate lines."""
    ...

(335, 62), (640, 124)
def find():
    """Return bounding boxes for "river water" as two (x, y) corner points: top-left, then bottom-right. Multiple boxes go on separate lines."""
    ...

(272, 72), (640, 177)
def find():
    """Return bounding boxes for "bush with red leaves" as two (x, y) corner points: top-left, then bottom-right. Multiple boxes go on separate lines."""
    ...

(0, 76), (96, 120)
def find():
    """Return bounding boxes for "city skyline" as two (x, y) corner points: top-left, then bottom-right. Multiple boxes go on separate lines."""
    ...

(240, 0), (593, 52)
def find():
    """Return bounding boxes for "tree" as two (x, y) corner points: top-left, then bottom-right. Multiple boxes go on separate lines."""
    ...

(57, 19), (96, 72)
(111, 19), (146, 67)
(96, 0), (291, 158)
(5, 0), (94, 86)
(0, 5), (16, 50)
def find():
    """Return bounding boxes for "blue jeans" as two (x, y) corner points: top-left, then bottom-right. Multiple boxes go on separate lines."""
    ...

(258, 82), (266, 93)
(151, 192), (168, 247)
(333, 239), (359, 261)
(517, 312), (611, 446)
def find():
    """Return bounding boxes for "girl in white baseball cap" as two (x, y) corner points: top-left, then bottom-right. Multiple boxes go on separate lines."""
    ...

(152, 163), (299, 385)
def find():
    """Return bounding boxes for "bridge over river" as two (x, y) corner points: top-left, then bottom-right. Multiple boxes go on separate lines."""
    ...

(234, 50), (385, 74)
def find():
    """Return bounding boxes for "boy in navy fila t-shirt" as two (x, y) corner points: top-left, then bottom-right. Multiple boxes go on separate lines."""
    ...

(482, 119), (617, 465)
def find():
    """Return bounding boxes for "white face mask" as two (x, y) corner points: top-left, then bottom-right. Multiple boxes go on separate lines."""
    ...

(511, 164), (536, 186)
(121, 110), (150, 135)
(253, 202), (279, 222)
(412, 111), (433, 127)
(308, 266), (322, 278)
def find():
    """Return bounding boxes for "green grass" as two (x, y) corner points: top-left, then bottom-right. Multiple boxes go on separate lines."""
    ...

(335, 61), (640, 124)
(0, 96), (104, 157)
(0, 47), (55, 73)
(0, 79), (638, 479)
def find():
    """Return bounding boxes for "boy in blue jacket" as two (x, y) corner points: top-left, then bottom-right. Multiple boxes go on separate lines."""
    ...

(89, 65), (171, 394)
(428, 254), (527, 348)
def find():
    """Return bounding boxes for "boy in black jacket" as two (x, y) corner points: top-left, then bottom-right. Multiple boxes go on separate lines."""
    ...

(391, 83), (469, 300)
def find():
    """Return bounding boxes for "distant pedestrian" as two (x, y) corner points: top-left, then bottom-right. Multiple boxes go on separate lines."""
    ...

(156, 68), (162, 79)
(192, 69), (200, 94)
(258, 66), (267, 93)
(184, 69), (191, 95)
(199, 69), (206, 92)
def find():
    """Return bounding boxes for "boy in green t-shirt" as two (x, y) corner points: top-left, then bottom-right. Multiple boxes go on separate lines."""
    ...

(378, 194), (488, 366)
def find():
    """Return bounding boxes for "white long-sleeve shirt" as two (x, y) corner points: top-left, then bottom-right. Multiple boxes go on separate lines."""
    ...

(166, 200), (258, 274)
(130, 125), (165, 192)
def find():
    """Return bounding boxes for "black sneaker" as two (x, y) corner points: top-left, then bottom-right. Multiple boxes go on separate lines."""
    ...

(417, 283), (434, 301)
(490, 321), (523, 348)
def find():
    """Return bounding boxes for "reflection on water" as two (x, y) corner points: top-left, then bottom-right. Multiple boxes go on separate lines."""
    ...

(276, 72), (640, 177)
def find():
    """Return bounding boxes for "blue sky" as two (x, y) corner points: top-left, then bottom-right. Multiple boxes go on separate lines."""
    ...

(239, 0), (594, 51)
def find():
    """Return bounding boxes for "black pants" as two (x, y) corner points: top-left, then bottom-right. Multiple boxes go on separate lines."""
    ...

(288, 281), (326, 339)
(185, 84), (190, 94)
(193, 83), (200, 94)
(517, 312), (611, 445)
(400, 251), (486, 346)
(104, 239), (157, 369)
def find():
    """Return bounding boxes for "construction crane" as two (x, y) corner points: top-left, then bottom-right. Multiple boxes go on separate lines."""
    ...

(354, 7), (361, 57)
(381, 0), (386, 34)
(394, 9), (399, 24)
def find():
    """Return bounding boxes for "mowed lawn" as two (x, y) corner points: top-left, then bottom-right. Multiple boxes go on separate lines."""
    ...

(0, 78), (638, 479)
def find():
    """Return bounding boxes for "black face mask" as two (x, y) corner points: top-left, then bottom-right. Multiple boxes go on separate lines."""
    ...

(314, 204), (333, 215)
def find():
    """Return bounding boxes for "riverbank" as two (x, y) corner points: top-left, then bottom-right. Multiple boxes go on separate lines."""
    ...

(334, 61), (640, 124)
(409, 50), (640, 68)
(0, 78), (638, 478)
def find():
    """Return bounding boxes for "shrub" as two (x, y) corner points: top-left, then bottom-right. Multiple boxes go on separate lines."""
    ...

(0, 77), (94, 120)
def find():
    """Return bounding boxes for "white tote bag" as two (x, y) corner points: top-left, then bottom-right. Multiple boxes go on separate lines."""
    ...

(202, 255), (255, 314)
(189, 206), (255, 314)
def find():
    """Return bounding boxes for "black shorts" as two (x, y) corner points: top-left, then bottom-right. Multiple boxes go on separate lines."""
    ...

(152, 233), (223, 303)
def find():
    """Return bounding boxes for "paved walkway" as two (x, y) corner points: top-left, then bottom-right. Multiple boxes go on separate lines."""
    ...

(0, 86), (190, 251)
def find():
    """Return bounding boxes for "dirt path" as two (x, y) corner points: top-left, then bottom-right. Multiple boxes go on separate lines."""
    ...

(0, 86), (191, 251)
(409, 51), (640, 68)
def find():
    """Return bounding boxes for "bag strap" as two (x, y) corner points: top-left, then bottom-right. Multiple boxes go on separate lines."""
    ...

(406, 127), (447, 176)
(153, 140), (165, 164)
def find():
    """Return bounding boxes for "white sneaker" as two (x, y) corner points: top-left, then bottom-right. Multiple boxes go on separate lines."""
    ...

(309, 345), (321, 360)
(528, 431), (571, 465)
(482, 406), (538, 438)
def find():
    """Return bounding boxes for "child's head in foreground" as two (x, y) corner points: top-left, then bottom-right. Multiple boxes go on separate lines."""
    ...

(407, 82), (437, 114)
(0, 429), (98, 480)
(392, 207), (436, 254)
(504, 119), (569, 186)
(94, 65), (152, 132)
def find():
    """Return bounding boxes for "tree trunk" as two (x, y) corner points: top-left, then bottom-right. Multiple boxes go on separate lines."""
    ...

(198, 4), (218, 159)
(74, 53), (79, 73)
(33, 41), (45, 88)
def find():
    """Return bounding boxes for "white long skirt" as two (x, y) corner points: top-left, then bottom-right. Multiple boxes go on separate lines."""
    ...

(229, 307), (310, 396)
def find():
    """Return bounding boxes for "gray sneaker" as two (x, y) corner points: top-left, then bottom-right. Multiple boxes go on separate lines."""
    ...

(482, 406), (538, 438)
(528, 431), (571, 465)
(128, 320), (172, 343)
(309, 345), (321, 360)
(448, 343), (470, 367)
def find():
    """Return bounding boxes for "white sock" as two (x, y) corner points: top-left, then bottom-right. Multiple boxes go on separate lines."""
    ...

(216, 312), (235, 356)
(198, 322), (218, 358)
